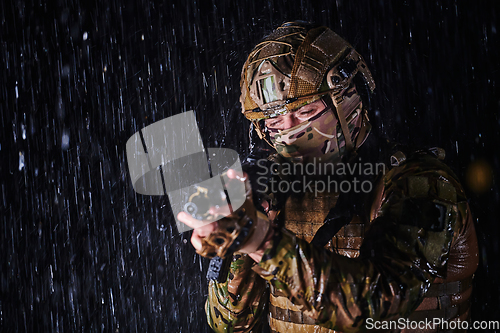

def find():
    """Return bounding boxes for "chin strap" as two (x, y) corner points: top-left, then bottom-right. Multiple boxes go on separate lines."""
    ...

(251, 120), (275, 149)
(324, 94), (355, 157)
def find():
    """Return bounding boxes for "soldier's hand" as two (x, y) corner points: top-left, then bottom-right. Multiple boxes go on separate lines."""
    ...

(177, 169), (272, 259)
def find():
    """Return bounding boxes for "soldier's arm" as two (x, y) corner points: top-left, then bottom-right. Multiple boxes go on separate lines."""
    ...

(206, 253), (269, 332)
(176, 166), (279, 332)
(252, 156), (469, 331)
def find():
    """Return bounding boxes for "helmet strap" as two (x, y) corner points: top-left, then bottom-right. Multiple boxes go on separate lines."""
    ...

(252, 120), (274, 148)
(325, 94), (355, 154)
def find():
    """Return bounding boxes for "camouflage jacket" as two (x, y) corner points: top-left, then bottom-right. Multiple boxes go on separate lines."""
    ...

(205, 150), (478, 332)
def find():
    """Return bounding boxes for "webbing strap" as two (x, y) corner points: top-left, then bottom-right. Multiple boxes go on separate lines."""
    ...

(424, 276), (473, 298)
(408, 302), (469, 322)
(409, 276), (473, 322)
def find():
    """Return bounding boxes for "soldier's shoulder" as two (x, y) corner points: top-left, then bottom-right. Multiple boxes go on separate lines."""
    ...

(382, 145), (466, 201)
(365, 145), (468, 277)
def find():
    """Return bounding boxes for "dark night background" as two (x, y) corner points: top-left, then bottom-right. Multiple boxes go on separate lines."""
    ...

(1, 0), (499, 332)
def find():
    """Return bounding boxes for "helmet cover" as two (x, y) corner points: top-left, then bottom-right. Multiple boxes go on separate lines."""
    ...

(240, 21), (376, 157)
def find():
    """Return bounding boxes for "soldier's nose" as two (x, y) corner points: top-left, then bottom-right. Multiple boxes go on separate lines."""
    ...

(282, 114), (303, 130)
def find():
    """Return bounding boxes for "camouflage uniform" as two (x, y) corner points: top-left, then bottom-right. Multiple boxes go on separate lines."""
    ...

(205, 149), (478, 333)
(204, 21), (478, 333)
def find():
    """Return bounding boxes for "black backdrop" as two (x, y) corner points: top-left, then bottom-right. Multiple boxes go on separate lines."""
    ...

(1, 0), (499, 332)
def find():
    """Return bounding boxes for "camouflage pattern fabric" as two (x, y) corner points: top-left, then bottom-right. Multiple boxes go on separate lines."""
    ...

(206, 153), (476, 332)
(206, 254), (269, 332)
(270, 107), (338, 164)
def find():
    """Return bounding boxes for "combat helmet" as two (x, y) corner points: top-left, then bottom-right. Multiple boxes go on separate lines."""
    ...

(240, 21), (376, 159)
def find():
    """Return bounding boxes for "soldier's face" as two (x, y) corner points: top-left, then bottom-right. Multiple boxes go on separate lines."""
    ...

(264, 98), (341, 163)
(264, 99), (327, 131)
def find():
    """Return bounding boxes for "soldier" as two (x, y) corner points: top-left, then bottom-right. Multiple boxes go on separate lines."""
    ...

(178, 21), (478, 332)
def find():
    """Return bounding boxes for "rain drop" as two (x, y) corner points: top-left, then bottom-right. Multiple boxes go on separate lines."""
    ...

(18, 151), (25, 171)
(61, 130), (70, 150)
